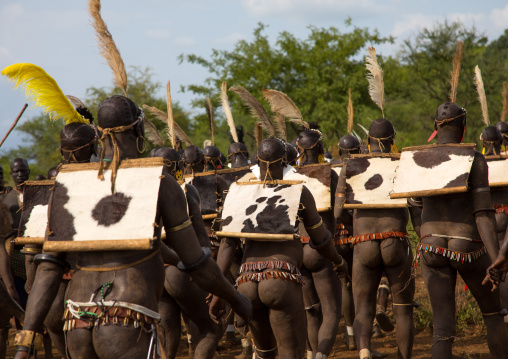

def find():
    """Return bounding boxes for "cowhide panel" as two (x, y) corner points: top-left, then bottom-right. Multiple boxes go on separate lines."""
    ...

(185, 173), (221, 215)
(391, 144), (475, 198)
(221, 182), (303, 235)
(285, 163), (331, 210)
(345, 155), (406, 208)
(18, 181), (54, 239)
(486, 156), (508, 187)
(48, 166), (163, 244)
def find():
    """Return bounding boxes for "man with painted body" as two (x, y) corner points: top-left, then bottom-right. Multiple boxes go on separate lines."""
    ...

(479, 125), (508, 330)
(151, 146), (225, 359)
(210, 138), (348, 359)
(13, 95), (251, 359)
(294, 129), (342, 359)
(335, 119), (419, 359)
(411, 103), (508, 358)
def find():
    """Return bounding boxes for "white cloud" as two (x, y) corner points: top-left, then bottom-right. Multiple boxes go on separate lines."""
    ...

(490, 4), (508, 29)
(391, 13), (436, 38)
(0, 46), (11, 61)
(172, 36), (196, 46)
(213, 32), (245, 45)
(145, 29), (172, 40)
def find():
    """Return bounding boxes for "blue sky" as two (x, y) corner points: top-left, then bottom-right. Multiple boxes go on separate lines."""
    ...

(1, 0), (507, 152)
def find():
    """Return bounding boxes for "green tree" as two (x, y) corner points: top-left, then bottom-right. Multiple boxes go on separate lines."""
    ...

(179, 21), (392, 152)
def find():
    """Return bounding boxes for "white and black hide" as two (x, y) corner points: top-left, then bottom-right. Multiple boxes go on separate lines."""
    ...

(44, 159), (165, 251)
(391, 144), (476, 198)
(220, 181), (303, 239)
(16, 180), (54, 244)
(485, 155), (508, 187)
(285, 163), (332, 211)
(344, 154), (406, 208)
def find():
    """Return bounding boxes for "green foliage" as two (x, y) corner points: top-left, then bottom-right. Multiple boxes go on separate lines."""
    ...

(179, 22), (392, 152)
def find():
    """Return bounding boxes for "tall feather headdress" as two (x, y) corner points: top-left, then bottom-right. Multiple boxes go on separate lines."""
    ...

(205, 97), (214, 145)
(230, 86), (276, 138)
(500, 82), (508, 122)
(1, 63), (87, 124)
(474, 65), (489, 126)
(347, 88), (354, 134)
(89, 0), (128, 97)
(254, 123), (263, 147)
(262, 89), (309, 133)
(365, 47), (385, 118)
(220, 81), (239, 143)
(142, 104), (193, 147)
(449, 41), (463, 103)
(143, 118), (164, 147)
(166, 81), (176, 149)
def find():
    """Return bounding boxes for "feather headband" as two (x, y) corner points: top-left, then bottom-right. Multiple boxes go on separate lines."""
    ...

(365, 47), (385, 118)
(89, 0), (128, 97)
(347, 88), (354, 134)
(500, 82), (508, 122)
(230, 86), (276, 138)
(1, 63), (87, 125)
(474, 65), (489, 126)
(205, 97), (214, 145)
(220, 81), (239, 143)
(262, 89), (309, 135)
(449, 41), (463, 103)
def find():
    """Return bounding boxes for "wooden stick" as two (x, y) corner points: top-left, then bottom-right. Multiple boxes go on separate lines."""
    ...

(15, 237), (44, 245)
(390, 186), (467, 199)
(202, 213), (218, 220)
(215, 231), (294, 241)
(0, 104), (28, 148)
(43, 238), (153, 252)
(343, 203), (407, 209)
(317, 207), (332, 212)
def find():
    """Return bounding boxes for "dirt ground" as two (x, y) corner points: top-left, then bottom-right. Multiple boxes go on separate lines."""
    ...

(5, 275), (492, 359)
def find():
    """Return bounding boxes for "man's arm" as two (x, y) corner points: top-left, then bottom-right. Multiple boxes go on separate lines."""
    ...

(470, 152), (499, 262)
(333, 165), (352, 226)
(0, 236), (18, 301)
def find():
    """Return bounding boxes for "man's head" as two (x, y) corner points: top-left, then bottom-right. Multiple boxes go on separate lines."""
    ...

(368, 118), (395, 153)
(10, 158), (30, 185)
(60, 123), (97, 163)
(286, 142), (298, 166)
(182, 145), (204, 174)
(257, 138), (286, 180)
(203, 145), (223, 170)
(495, 121), (508, 147)
(481, 126), (503, 156)
(227, 142), (249, 165)
(338, 134), (361, 158)
(150, 147), (183, 180)
(97, 95), (144, 147)
(434, 102), (466, 136)
(47, 167), (59, 179)
(296, 130), (324, 163)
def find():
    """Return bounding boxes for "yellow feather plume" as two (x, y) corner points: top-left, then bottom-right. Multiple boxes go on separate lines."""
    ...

(474, 65), (489, 126)
(365, 47), (385, 118)
(1, 63), (86, 124)
(500, 82), (508, 122)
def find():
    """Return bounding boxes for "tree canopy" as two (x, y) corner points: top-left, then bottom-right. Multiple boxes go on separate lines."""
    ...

(1, 20), (508, 183)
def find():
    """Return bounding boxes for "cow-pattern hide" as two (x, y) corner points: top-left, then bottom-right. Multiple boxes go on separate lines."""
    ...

(185, 174), (221, 215)
(285, 163), (331, 210)
(486, 156), (508, 187)
(345, 156), (406, 207)
(221, 182), (303, 236)
(392, 144), (475, 197)
(49, 166), (163, 243)
(18, 182), (53, 238)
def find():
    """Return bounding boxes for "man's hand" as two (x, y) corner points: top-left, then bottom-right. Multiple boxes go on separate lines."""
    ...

(482, 255), (507, 290)
(209, 295), (227, 323)
(334, 260), (350, 286)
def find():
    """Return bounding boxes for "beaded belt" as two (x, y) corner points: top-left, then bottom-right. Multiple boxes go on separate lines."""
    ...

(334, 223), (349, 237)
(236, 260), (303, 286)
(208, 233), (220, 248)
(349, 231), (407, 245)
(63, 301), (160, 331)
(417, 243), (487, 263)
(494, 204), (508, 214)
